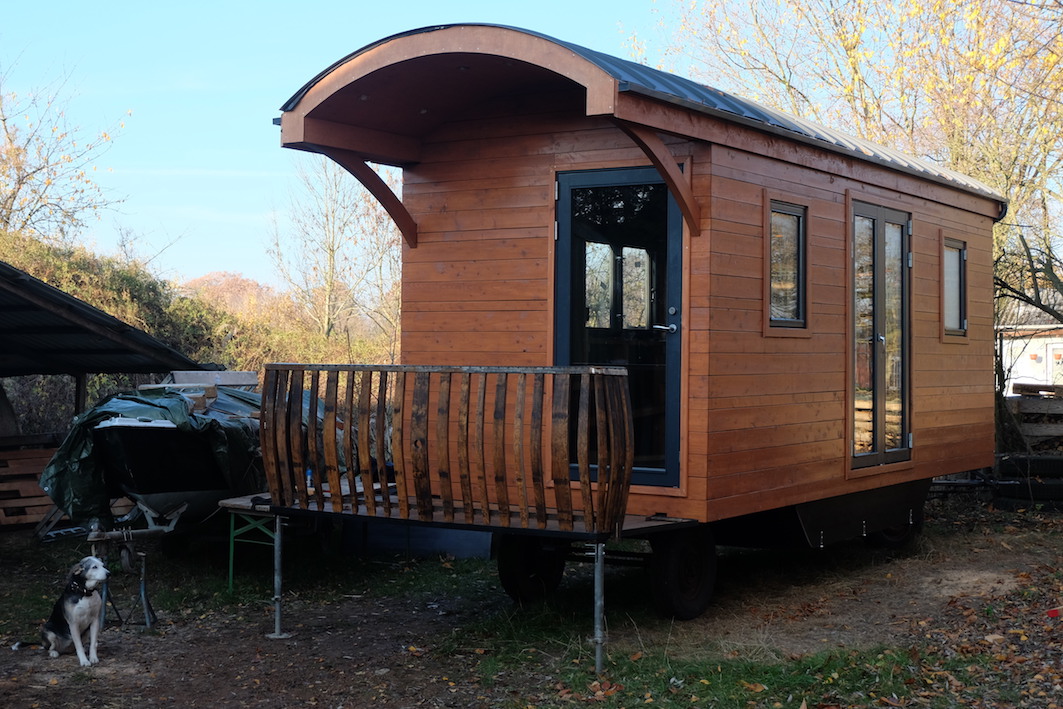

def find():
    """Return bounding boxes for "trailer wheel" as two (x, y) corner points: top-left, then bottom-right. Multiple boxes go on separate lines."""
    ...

(495, 534), (567, 605)
(866, 518), (923, 549)
(866, 508), (925, 549)
(649, 527), (717, 620)
(119, 543), (137, 573)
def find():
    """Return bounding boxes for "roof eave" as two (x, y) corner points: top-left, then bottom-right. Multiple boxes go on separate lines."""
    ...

(620, 83), (1008, 218)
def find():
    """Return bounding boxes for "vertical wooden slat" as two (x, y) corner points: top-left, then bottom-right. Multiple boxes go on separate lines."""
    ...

(274, 368), (293, 506)
(287, 369), (308, 507)
(492, 373), (510, 526)
(456, 373), (474, 523)
(357, 371), (375, 516)
(391, 372), (409, 519)
(307, 371), (326, 512)
(577, 372), (594, 532)
(593, 374), (611, 532)
(598, 374), (633, 534)
(530, 372), (547, 529)
(472, 372), (490, 524)
(323, 371), (343, 512)
(435, 373), (454, 522)
(410, 371), (433, 521)
(551, 373), (574, 532)
(512, 373), (529, 529)
(342, 371), (357, 511)
(260, 368), (281, 505)
(618, 374), (636, 528)
(375, 371), (392, 517)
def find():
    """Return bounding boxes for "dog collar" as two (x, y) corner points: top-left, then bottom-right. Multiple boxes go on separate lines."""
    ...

(69, 579), (96, 597)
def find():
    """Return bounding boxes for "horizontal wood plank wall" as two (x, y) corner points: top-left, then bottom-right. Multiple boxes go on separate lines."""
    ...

(398, 87), (997, 524)
(260, 364), (635, 535)
(403, 90), (646, 367)
(694, 139), (995, 521)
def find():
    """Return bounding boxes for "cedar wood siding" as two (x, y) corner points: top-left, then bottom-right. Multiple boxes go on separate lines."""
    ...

(400, 89), (997, 524)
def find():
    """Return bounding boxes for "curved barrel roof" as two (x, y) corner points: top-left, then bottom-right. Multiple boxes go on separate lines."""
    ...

(281, 23), (1005, 208)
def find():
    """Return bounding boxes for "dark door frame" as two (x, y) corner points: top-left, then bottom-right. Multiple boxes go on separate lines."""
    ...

(554, 166), (682, 487)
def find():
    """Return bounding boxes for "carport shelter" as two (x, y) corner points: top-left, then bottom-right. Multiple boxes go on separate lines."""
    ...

(0, 260), (204, 526)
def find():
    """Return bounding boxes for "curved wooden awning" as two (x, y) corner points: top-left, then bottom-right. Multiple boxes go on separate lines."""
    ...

(278, 24), (703, 246)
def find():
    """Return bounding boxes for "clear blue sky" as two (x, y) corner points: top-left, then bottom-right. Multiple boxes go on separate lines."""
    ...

(2, 1), (673, 286)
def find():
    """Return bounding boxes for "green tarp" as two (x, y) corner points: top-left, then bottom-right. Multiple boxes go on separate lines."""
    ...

(40, 387), (264, 524)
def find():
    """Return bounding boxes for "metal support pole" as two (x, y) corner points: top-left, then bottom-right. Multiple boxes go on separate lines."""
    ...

(228, 510), (236, 592)
(138, 551), (157, 628)
(593, 541), (605, 674)
(98, 581), (111, 629)
(267, 515), (290, 639)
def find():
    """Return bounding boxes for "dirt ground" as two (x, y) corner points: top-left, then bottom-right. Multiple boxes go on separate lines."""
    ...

(1, 496), (1061, 708)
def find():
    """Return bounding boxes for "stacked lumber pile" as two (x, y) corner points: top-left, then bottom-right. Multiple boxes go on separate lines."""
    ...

(1009, 383), (1063, 453)
(0, 434), (59, 526)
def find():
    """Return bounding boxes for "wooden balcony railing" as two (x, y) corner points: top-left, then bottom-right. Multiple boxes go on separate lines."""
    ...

(260, 364), (634, 536)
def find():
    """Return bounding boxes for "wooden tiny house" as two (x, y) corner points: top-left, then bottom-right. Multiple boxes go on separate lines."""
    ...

(271, 24), (1005, 617)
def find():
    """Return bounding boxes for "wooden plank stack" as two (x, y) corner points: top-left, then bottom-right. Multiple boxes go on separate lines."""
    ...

(260, 364), (634, 536)
(0, 435), (58, 526)
(1009, 383), (1063, 450)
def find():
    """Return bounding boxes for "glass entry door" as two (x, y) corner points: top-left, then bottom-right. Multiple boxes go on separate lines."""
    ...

(852, 202), (911, 468)
(555, 167), (682, 487)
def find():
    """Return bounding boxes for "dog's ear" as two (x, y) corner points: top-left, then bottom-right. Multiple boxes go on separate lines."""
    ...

(70, 560), (85, 577)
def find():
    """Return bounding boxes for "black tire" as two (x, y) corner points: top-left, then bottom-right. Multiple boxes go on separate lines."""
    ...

(495, 534), (568, 605)
(119, 543), (137, 574)
(649, 526), (717, 620)
(865, 518), (923, 549)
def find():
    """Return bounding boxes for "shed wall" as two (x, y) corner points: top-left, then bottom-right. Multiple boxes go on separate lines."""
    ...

(401, 90), (996, 523)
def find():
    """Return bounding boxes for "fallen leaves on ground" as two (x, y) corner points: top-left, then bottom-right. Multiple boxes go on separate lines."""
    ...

(910, 512), (1063, 707)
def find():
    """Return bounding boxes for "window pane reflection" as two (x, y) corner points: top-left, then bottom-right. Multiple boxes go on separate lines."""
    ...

(585, 241), (612, 328)
(622, 246), (649, 329)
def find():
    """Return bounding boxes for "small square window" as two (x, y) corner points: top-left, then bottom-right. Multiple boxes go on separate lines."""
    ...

(769, 201), (807, 328)
(943, 238), (966, 336)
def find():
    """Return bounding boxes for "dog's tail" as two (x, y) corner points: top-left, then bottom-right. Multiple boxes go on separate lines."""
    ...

(10, 640), (42, 651)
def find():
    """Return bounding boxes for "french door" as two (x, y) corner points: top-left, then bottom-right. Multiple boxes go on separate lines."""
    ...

(555, 167), (682, 487)
(852, 202), (911, 468)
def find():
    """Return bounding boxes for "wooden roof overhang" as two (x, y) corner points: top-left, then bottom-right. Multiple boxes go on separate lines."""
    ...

(278, 24), (708, 246)
(278, 24), (1008, 248)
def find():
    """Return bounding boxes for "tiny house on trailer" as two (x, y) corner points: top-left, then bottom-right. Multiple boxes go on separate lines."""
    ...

(268, 24), (1005, 619)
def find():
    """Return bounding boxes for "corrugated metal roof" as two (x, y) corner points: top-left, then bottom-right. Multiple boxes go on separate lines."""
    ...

(0, 261), (205, 377)
(282, 24), (1005, 205)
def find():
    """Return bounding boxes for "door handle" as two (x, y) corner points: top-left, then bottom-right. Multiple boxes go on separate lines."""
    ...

(653, 324), (678, 334)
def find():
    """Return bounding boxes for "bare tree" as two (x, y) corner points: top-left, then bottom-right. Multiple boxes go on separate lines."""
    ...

(270, 156), (401, 361)
(657, 0), (1063, 323)
(0, 69), (123, 242)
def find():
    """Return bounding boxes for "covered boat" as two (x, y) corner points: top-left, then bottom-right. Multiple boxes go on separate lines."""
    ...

(40, 386), (265, 528)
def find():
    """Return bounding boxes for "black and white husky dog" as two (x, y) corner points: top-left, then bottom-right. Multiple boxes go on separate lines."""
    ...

(41, 556), (109, 666)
